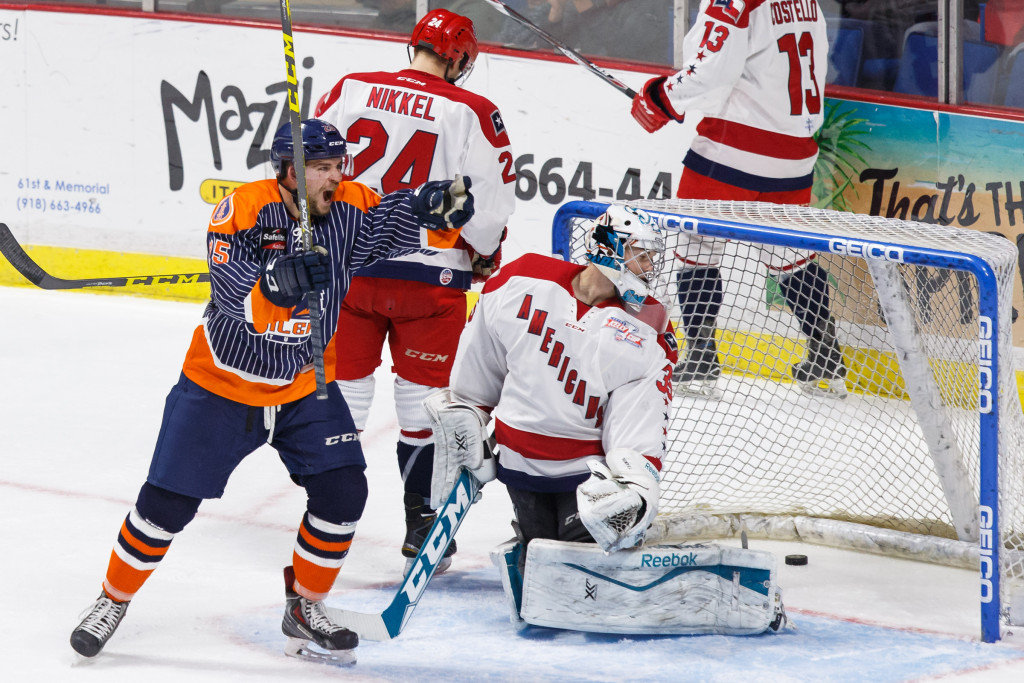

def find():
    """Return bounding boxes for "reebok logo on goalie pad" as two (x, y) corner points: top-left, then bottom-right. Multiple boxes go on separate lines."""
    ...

(640, 552), (698, 567)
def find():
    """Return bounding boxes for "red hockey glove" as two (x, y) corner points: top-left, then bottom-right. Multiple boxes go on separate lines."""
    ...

(631, 76), (672, 134)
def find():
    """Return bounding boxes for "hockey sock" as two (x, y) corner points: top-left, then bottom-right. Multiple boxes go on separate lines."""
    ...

(779, 262), (831, 339)
(676, 267), (722, 340)
(102, 483), (201, 602)
(291, 512), (357, 601)
(397, 432), (435, 499)
(292, 466), (366, 600)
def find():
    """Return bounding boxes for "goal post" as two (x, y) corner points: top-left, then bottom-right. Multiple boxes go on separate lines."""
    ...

(550, 199), (1024, 643)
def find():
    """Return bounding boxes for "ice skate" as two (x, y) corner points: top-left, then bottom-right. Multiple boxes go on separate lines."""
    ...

(281, 566), (357, 666)
(402, 492), (456, 577)
(70, 593), (129, 657)
(673, 338), (722, 399)
(792, 323), (847, 398)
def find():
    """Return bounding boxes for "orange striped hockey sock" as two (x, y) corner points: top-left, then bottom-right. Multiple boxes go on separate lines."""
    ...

(102, 507), (175, 602)
(291, 512), (356, 601)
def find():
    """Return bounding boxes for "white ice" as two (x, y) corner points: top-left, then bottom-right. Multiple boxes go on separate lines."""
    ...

(3, 287), (1024, 682)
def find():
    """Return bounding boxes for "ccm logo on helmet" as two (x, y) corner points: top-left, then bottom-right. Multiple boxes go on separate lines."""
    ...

(828, 239), (904, 262)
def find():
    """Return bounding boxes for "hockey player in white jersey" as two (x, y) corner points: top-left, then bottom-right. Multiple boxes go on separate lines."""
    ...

(314, 8), (515, 574)
(631, 0), (845, 397)
(425, 204), (787, 635)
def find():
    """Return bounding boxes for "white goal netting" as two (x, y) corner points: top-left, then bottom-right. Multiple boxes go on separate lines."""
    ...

(555, 199), (1024, 633)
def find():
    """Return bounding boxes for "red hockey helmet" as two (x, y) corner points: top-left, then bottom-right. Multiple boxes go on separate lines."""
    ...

(409, 9), (479, 83)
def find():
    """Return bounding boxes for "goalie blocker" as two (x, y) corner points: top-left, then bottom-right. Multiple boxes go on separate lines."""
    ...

(423, 389), (497, 509)
(491, 539), (787, 636)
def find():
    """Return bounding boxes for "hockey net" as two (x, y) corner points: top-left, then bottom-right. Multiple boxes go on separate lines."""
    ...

(551, 199), (1024, 640)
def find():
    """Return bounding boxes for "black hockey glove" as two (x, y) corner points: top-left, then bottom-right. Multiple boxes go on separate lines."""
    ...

(259, 247), (330, 308)
(412, 174), (475, 230)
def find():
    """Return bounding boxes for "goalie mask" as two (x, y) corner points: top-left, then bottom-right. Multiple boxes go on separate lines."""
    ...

(585, 206), (666, 310)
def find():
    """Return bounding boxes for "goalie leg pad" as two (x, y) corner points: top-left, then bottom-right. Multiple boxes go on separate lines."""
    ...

(520, 539), (784, 635)
(423, 390), (496, 509)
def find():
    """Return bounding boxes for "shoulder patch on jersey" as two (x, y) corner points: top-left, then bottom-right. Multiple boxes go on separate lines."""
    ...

(604, 316), (646, 348)
(662, 331), (679, 354)
(491, 110), (506, 137)
(211, 195), (234, 226)
(260, 225), (287, 251)
(708, 0), (748, 25)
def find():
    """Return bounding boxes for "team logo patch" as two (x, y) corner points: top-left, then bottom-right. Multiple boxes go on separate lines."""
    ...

(260, 226), (287, 251)
(491, 110), (506, 136)
(439, 268), (454, 285)
(211, 195), (234, 225)
(662, 331), (679, 353)
(712, 0), (745, 22)
(604, 316), (645, 348)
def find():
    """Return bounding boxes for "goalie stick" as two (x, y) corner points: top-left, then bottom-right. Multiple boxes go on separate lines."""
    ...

(279, 0), (329, 400)
(325, 468), (482, 641)
(481, 0), (637, 98)
(0, 223), (210, 290)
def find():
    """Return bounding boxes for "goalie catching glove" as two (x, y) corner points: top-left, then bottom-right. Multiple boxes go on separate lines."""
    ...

(423, 389), (497, 509)
(577, 448), (660, 553)
(412, 174), (475, 231)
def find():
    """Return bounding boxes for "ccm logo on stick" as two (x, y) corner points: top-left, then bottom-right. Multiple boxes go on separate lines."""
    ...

(828, 238), (905, 262)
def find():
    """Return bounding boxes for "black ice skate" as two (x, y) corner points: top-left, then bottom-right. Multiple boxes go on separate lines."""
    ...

(281, 566), (357, 666)
(673, 338), (722, 399)
(70, 592), (129, 657)
(792, 321), (847, 398)
(402, 492), (456, 577)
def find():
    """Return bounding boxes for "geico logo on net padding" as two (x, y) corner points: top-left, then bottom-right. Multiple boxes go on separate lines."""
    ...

(640, 552), (698, 568)
(979, 315), (994, 414)
(828, 238), (905, 262)
(980, 504), (995, 602)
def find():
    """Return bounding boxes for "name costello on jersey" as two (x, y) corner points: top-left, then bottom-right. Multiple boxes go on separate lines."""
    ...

(769, 0), (819, 25)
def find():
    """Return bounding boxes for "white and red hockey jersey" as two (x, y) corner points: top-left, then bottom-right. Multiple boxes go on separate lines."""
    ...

(449, 254), (678, 493)
(315, 69), (515, 290)
(659, 0), (828, 192)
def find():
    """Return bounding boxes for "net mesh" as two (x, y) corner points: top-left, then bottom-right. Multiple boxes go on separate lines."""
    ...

(559, 199), (1024, 609)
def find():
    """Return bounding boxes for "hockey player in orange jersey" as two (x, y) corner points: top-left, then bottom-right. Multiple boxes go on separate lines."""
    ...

(69, 119), (475, 665)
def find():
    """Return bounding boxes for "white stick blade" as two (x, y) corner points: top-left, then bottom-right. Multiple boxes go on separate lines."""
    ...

(325, 607), (394, 641)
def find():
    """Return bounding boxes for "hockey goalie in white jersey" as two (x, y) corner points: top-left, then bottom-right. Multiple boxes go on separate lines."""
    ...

(425, 205), (787, 635)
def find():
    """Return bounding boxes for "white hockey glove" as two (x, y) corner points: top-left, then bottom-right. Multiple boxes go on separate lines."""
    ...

(423, 389), (497, 509)
(577, 448), (660, 553)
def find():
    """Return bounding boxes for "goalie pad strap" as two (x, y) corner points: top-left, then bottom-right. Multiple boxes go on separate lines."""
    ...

(519, 539), (783, 635)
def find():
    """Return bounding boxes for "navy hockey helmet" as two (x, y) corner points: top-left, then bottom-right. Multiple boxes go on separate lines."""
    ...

(270, 119), (352, 176)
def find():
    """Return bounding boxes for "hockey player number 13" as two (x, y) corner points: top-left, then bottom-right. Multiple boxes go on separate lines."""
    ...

(777, 32), (821, 116)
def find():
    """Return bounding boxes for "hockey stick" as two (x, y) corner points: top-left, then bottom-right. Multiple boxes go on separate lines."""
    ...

(279, 0), (329, 400)
(326, 468), (482, 641)
(482, 0), (637, 98)
(0, 223), (210, 290)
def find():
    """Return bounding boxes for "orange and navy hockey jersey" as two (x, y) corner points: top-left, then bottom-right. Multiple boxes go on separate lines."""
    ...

(181, 178), (459, 406)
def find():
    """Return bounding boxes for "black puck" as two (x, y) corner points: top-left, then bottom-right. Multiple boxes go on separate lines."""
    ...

(785, 554), (808, 566)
